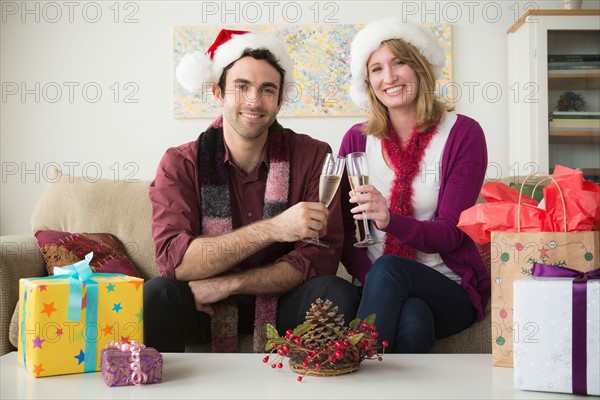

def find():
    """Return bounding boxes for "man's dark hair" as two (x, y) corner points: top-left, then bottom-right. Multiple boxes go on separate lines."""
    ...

(217, 48), (286, 105)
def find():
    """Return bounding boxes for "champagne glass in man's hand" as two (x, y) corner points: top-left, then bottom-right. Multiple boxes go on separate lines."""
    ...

(303, 153), (345, 247)
(346, 152), (383, 247)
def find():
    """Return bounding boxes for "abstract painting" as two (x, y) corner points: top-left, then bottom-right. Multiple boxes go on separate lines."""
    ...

(173, 23), (452, 118)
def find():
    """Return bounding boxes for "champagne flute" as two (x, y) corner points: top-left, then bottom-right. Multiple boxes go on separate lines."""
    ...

(303, 153), (345, 247)
(346, 152), (383, 247)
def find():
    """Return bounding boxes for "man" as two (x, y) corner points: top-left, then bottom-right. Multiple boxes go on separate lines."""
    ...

(145, 29), (359, 352)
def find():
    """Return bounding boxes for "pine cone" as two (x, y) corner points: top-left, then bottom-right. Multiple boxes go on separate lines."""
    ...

(302, 298), (345, 350)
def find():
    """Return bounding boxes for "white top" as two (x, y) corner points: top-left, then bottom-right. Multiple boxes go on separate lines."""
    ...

(0, 352), (578, 399)
(365, 112), (461, 283)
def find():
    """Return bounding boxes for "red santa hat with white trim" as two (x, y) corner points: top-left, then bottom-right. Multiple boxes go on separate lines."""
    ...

(176, 29), (294, 94)
(350, 18), (446, 108)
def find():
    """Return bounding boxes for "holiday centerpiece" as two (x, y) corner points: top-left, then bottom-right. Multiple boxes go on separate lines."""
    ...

(262, 299), (386, 381)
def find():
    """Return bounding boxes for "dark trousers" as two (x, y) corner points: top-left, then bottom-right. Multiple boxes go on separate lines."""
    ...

(143, 275), (360, 352)
(357, 255), (476, 354)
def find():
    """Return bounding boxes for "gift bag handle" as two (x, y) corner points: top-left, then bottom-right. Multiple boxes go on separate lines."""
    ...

(517, 171), (567, 233)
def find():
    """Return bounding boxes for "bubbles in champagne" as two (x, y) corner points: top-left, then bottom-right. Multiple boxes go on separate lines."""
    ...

(349, 175), (369, 191)
(319, 175), (342, 207)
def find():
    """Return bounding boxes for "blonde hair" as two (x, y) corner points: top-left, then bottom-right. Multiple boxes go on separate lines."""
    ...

(362, 39), (449, 139)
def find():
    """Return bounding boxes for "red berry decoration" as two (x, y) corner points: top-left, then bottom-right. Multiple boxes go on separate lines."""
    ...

(261, 299), (386, 382)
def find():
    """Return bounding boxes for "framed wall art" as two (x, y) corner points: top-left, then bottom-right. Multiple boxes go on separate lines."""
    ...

(173, 23), (452, 118)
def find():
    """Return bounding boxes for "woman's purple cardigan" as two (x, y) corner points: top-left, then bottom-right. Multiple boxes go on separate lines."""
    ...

(338, 114), (491, 321)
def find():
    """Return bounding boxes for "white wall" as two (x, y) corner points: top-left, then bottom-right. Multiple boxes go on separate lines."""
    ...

(1, 0), (596, 235)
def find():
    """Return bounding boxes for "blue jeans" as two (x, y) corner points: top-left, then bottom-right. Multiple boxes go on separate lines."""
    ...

(357, 255), (476, 353)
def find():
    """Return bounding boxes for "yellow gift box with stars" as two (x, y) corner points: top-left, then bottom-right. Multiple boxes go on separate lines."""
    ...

(17, 253), (144, 377)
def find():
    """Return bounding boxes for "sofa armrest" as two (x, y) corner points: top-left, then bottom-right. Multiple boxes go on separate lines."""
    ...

(0, 235), (47, 356)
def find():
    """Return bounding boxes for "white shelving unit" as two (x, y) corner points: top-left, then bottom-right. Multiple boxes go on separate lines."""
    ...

(507, 10), (600, 181)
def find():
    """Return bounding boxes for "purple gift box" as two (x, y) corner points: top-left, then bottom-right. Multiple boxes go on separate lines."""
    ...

(101, 347), (163, 387)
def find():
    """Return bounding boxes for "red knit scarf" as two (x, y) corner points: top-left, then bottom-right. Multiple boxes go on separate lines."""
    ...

(381, 122), (438, 259)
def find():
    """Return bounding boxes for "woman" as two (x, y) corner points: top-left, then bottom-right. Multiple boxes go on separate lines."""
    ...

(338, 18), (490, 353)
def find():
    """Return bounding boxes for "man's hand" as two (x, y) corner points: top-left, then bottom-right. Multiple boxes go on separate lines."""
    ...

(176, 202), (327, 282)
(267, 201), (329, 242)
(188, 277), (235, 315)
(187, 262), (301, 314)
(349, 185), (391, 230)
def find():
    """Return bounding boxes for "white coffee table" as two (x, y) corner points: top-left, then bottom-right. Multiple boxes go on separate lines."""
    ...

(1, 352), (579, 399)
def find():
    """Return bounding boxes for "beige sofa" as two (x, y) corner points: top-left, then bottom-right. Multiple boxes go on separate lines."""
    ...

(1, 170), (496, 356)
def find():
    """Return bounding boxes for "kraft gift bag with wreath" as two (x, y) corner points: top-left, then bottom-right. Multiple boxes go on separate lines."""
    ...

(489, 169), (599, 367)
(490, 230), (598, 367)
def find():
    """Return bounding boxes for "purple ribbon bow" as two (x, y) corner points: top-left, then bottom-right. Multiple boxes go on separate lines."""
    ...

(532, 263), (600, 396)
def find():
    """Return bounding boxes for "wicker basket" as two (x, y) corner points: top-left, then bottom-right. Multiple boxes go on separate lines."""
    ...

(289, 360), (360, 376)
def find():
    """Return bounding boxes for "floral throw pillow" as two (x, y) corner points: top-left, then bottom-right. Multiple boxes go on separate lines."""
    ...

(34, 230), (141, 278)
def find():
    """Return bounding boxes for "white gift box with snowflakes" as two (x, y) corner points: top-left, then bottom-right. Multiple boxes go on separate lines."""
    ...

(514, 276), (600, 396)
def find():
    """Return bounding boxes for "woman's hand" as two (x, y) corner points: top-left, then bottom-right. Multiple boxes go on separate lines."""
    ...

(348, 185), (391, 230)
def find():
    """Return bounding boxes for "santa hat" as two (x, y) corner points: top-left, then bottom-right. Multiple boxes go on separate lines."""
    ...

(176, 29), (294, 94)
(349, 18), (445, 108)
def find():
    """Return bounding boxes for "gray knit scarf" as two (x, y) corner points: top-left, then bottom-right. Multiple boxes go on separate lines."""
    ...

(198, 115), (292, 352)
